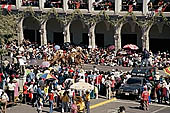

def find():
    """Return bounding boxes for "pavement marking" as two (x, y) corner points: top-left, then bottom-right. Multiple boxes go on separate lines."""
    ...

(90, 98), (117, 109)
(152, 106), (167, 113)
(115, 99), (170, 107)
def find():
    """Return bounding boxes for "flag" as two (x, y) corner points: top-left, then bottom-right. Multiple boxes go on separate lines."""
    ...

(1, 4), (12, 11)
(128, 5), (133, 12)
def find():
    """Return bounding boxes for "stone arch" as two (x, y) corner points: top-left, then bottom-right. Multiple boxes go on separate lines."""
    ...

(95, 20), (114, 48)
(149, 23), (170, 52)
(23, 16), (41, 45)
(46, 18), (64, 45)
(120, 21), (142, 49)
(69, 19), (88, 46)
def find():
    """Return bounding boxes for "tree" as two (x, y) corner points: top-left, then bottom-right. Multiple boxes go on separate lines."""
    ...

(0, 10), (19, 55)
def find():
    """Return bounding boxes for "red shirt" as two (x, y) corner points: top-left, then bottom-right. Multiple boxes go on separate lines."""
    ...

(142, 91), (149, 101)
(0, 73), (3, 82)
(49, 93), (54, 101)
(23, 85), (28, 94)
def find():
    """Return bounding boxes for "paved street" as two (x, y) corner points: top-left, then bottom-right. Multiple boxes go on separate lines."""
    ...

(6, 97), (170, 113)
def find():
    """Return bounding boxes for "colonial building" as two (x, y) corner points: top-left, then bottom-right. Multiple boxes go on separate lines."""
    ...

(2, 0), (170, 52)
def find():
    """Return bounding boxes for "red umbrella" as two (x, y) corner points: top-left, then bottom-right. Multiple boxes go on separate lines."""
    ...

(123, 44), (139, 50)
(108, 45), (115, 50)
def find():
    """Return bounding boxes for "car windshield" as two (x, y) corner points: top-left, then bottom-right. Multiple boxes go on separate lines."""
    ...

(127, 78), (142, 84)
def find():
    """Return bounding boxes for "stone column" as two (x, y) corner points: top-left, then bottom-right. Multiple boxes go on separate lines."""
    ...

(63, 22), (71, 43)
(63, 0), (68, 11)
(143, 0), (149, 15)
(141, 26), (151, 51)
(114, 24), (122, 51)
(115, 0), (122, 14)
(40, 21), (47, 45)
(88, 23), (96, 49)
(16, 0), (22, 9)
(89, 0), (95, 12)
(18, 18), (24, 45)
(40, 0), (45, 9)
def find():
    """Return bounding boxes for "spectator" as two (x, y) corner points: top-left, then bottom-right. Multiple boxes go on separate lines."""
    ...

(0, 91), (9, 113)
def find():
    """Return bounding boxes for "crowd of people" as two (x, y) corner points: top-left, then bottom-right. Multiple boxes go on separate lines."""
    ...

(0, 39), (170, 113)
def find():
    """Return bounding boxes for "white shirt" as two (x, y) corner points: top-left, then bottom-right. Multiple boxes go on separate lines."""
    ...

(8, 83), (16, 91)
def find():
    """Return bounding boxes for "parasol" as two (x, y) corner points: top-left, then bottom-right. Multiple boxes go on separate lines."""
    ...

(164, 67), (170, 75)
(41, 61), (50, 68)
(54, 45), (60, 50)
(70, 81), (94, 90)
(123, 44), (139, 50)
(108, 45), (115, 50)
(40, 73), (57, 80)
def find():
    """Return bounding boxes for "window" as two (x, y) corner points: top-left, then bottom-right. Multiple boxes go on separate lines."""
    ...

(148, 0), (170, 12)
(22, 0), (39, 7)
(0, 0), (16, 5)
(93, 0), (115, 11)
(68, 0), (88, 9)
(44, 0), (63, 8)
(122, 0), (143, 11)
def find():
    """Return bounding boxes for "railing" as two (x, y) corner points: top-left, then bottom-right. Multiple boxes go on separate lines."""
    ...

(44, 0), (63, 8)
(0, 0), (16, 5)
(93, 1), (115, 11)
(68, 0), (88, 9)
(22, 0), (39, 7)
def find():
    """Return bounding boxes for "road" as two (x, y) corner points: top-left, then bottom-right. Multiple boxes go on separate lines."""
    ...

(7, 97), (170, 113)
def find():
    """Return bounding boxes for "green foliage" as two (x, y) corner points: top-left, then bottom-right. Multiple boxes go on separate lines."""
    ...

(0, 10), (18, 45)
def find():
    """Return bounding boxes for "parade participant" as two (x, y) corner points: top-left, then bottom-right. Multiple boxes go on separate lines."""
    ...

(85, 90), (90, 113)
(48, 90), (54, 113)
(141, 86), (149, 111)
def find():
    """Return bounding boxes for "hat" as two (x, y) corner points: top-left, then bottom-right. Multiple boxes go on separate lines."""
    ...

(156, 72), (159, 75)
(144, 86), (147, 90)
(112, 69), (115, 72)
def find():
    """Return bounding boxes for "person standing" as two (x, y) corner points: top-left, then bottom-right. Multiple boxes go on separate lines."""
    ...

(23, 82), (28, 104)
(0, 91), (9, 113)
(48, 90), (54, 113)
(71, 100), (78, 113)
(61, 91), (69, 113)
(7, 80), (16, 102)
(105, 77), (112, 100)
(141, 87), (149, 111)
(85, 91), (90, 113)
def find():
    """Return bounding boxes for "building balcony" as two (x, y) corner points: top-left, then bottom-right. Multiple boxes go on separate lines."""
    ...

(93, 1), (115, 11)
(44, 0), (63, 8)
(121, 0), (143, 12)
(22, 0), (39, 7)
(68, 0), (88, 9)
(0, 0), (16, 5)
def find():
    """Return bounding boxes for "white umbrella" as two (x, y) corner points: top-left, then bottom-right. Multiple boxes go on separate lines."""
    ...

(70, 81), (94, 90)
